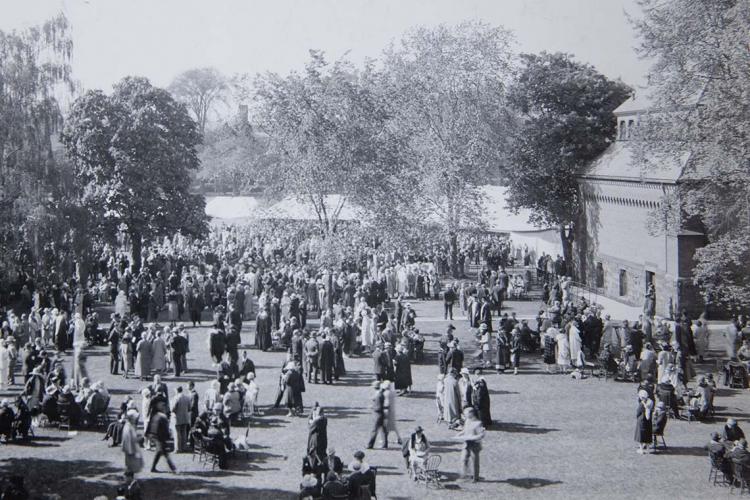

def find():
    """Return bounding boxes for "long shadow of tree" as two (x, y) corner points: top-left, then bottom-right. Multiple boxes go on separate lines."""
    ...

(0, 457), (297, 499)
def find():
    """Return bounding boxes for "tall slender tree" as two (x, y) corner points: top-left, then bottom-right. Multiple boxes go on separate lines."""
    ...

(380, 22), (517, 277)
(0, 14), (75, 280)
(169, 67), (228, 135)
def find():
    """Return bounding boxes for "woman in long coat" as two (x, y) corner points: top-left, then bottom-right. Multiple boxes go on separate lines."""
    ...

(122, 410), (143, 474)
(471, 378), (492, 427)
(283, 364), (304, 416)
(256, 309), (272, 351)
(151, 331), (167, 373)
(121, 332), (134, 378)
(568, 320), (583, 368)
(135, 334), (152, 381)
(307, 406), (328, 467)
(394, 348), (412, 393)
(442, 369), (462, 424)
(555, 328), (570, 373)
(635, 390), (653, 454)
(542, 326), (557, 373)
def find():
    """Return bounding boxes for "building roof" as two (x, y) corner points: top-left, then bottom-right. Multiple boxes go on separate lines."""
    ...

(205, 196), (260, 220)
(580, 141), (690, 183)
(614, 92), (653, 116)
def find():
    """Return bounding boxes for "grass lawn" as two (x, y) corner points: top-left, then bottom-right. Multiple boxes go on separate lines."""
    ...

(0, 298), (745, 499)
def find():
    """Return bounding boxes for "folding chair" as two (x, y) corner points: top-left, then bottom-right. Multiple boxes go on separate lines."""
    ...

(708, 453), (728, 486)
(414, 455), (442, 488)
(730, 461), (750, 495)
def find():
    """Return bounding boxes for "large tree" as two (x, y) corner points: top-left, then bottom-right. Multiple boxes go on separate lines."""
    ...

(505, 52), (631, 276)
(168, 67), (227, 135)
(61, 76), (209, 273)
(630, 0), (750, 308)
(380, 22), (517, 277)
(254, 51), (407, 235)
(0, 14), (75, 281)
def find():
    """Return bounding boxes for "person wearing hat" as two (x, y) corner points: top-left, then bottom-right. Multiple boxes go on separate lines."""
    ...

(0, 399), (14, 441)
(322, 446), (343, 476)
(446, 340), (464, 374)
(723, 418), (746, 443)
(121, 409), (143, 476)
(635, 389), (654, 454)
(367, 381), (389, 449)
(405, 425), (430, 476)
(321, 470), (347, 499)
(730, 438), (750, 469)
(304, 331), (321, 384)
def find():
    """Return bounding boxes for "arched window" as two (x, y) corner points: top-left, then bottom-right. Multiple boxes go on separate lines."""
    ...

(595, 262), (604, 288)
(627, 119), (635, 139)
(619, 120), (627, 140)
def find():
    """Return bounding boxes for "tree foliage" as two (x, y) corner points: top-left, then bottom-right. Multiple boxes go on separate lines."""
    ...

(254, 51), (408, 235)
(630, 0), (750, 307)
(61, 76), (209, 272)
(168, 67), (228, 135)
(505, 52), (631, 269)
(380, 22), (517, 275)
(0, 14), (75, 280)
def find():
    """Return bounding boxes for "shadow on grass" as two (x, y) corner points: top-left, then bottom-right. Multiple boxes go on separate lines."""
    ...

(0, 457), (298, 499)
(493, 422), (559, 434)
(659, 446), (709, 456)
(495, 477), (563, 489)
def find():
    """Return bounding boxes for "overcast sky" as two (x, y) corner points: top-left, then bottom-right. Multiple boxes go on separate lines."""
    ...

(2, 0), (650, 93)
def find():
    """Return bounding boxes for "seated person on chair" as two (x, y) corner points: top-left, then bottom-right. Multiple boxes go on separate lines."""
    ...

(655, 378), (680, 418)
(299, 473), (320, 500)
(57, 385), (82, 426)
(706, 431), (732, 479)
(0, 400), (16, 441)
(729, 438), (750, 469)
(407, 426), (430, 476)
(13, 396), (32, 439)
(321, 471), (347, 500)
(723, 418), (746, 443)
(205, 417), (230, 469)
(651, 401), (668, 447)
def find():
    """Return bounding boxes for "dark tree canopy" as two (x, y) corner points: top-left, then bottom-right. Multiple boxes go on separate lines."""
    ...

(61, 76), (209, 272)
(505, 52), (631, 270)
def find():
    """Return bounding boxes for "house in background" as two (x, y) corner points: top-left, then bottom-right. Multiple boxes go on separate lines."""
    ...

(575, 95), (706, 317)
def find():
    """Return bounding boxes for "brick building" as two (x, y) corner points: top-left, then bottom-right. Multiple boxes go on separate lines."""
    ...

(575, 96), (706, 317)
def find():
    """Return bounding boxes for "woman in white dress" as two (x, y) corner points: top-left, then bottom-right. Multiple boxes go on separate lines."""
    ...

(396, 265), (408, 297)
(280, 291), (291, 321)
(568, 321), (582, 367)
(555, 329), (570, 373)
(243, 372), (260, 416)
(0, 342), (7, 389)
(114, 290), (128, 318)
(692, 318), (709, 361)
(361, 309), (375, 351)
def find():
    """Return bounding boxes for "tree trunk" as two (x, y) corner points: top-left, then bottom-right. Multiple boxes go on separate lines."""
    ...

(130, 230), (142, 275)
(327, 272), (334, 310)
(76, 259), (90, 286)
(449, 232), (459, 279)
(559, 224), (574, 280)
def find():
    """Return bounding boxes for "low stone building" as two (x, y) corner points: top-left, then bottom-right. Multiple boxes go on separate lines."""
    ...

(575, 95), (706, 317)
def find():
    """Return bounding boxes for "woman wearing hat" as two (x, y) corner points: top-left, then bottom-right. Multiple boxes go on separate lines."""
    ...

(635, 389), (654, 454)
(121, 410), (143, 476)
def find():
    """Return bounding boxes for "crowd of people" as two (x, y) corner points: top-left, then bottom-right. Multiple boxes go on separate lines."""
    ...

(0, 219), (747, 497)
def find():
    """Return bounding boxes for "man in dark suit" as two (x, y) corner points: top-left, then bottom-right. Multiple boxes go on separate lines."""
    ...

(147, 408), (177, 473)
(323, 447), (344, 475)
(479, 297), (493, 332)
(372, 343), (387, 381)
(446, 341), (464, 373)
(443, 286), (457, 320)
